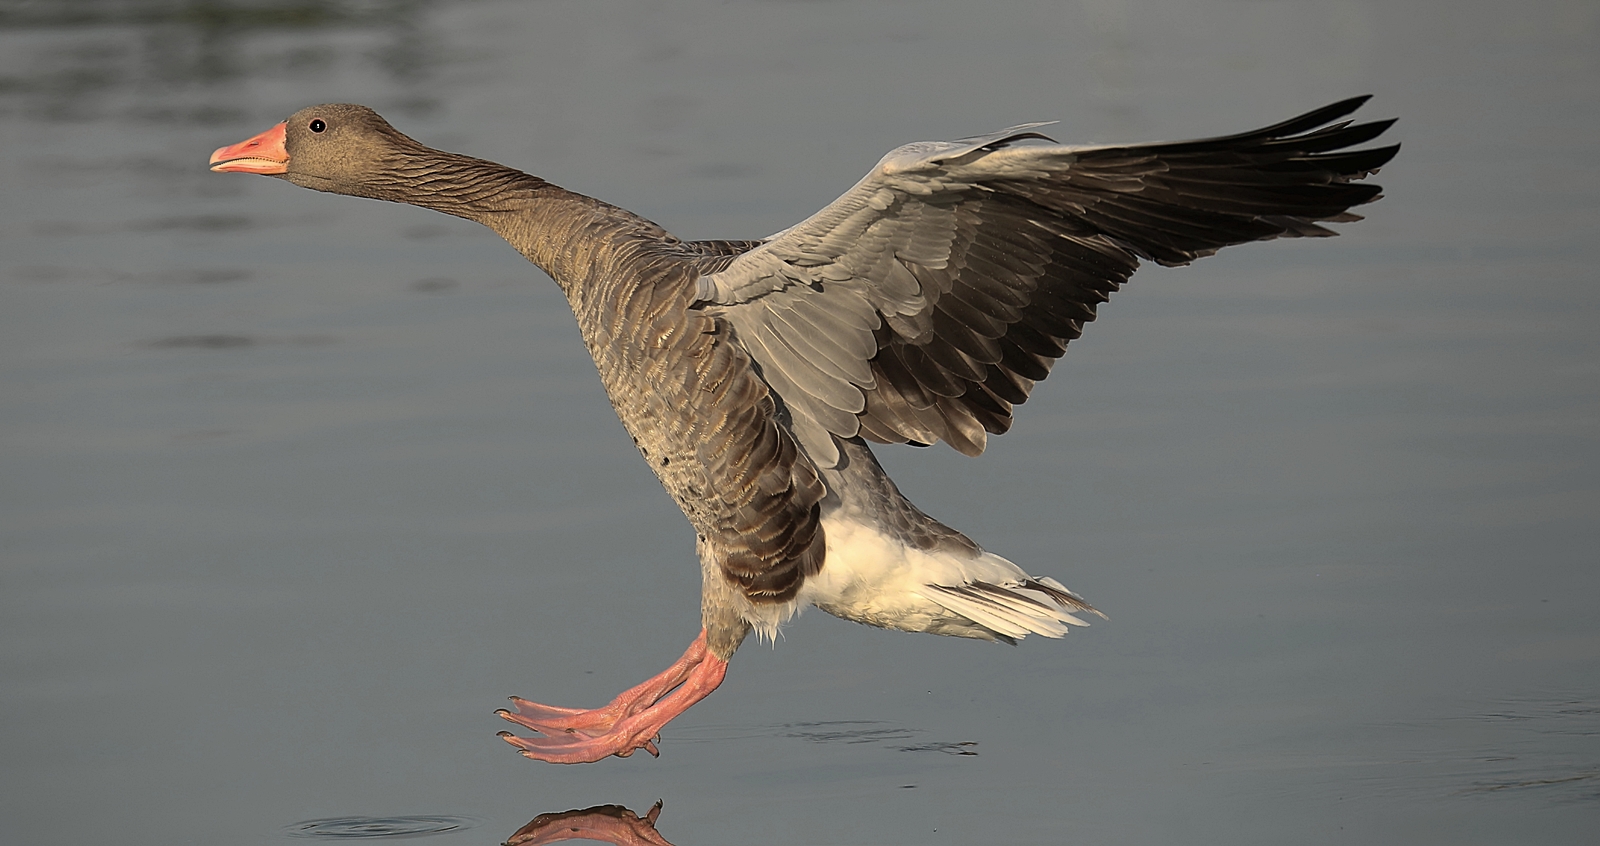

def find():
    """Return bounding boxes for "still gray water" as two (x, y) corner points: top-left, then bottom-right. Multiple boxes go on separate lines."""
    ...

(3, 1), (1597, 844)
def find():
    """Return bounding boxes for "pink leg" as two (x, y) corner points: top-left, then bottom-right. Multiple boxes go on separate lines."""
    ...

(496, 630), (728, 763)
(498, 631), (709, 734)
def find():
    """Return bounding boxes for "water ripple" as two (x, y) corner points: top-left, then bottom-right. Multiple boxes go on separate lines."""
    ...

(281, 815), (477, 840)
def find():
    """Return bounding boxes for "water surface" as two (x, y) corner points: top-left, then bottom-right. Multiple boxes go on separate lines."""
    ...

(3, 1), (1597, 844)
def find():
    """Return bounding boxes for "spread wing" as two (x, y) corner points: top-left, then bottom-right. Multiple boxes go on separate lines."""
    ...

(693, 96), (1398, 466)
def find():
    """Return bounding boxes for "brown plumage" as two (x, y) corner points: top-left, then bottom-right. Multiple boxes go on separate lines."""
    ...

(210, 97), (1396, 763)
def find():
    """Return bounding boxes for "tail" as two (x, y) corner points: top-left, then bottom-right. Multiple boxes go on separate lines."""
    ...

(809, 437), (1106, 644)
(925, 569), (1106, 644)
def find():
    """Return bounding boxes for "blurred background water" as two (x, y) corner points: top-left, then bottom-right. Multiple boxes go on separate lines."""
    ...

(2, 1), (1597, 844)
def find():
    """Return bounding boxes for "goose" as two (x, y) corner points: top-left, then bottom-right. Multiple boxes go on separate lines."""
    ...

(210, 97), (1396, 763)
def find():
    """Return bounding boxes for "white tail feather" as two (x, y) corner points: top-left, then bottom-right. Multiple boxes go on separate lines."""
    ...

(926, 581), (1088, 640)
(801, 511), (1102, 643)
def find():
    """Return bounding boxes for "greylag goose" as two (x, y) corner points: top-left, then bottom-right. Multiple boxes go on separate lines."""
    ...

(210, 97), (1396, 763)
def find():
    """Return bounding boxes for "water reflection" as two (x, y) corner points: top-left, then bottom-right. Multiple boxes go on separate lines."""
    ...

(0, 0), (444, 122)
(505, 803), (672, 846)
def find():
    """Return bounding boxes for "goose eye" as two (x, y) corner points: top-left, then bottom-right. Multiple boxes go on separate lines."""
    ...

(309, 119), (326, 133)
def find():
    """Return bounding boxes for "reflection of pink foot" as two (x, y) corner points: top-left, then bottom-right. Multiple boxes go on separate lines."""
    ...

(505, 801), (674, 846)
(497, 630), (728, 763)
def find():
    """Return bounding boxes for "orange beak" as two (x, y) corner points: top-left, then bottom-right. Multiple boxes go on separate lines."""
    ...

(209, 122), (290, 174)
